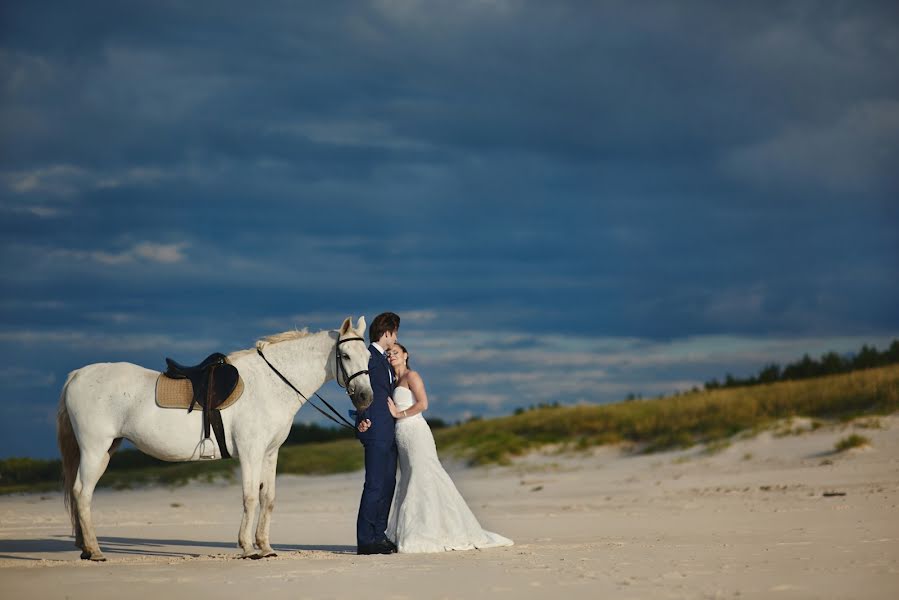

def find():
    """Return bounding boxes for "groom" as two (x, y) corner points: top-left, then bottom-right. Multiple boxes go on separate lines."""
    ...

(354, 311), (400, 555)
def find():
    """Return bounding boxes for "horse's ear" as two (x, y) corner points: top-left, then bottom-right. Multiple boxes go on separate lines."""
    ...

(340, 317), (352, 335)
(355, 316), (366, 335)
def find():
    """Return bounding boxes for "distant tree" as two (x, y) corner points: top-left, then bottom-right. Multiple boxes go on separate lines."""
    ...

(853, 345), (881, 370)
(783, 354), (816, 380)
(284, 422), (353, 445)
(819, 351), (845, 376)
(887, 340), (899, 363)
(427, 417), (449, 430)
(696, 339), (898, 394)
(757, 363), (781, 384)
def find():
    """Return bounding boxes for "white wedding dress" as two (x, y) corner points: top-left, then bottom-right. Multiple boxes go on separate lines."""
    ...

(387, 385), (514, 553)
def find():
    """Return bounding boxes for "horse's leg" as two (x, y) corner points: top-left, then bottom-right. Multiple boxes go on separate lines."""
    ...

(73, 439), (121, 551)
(254, 449), (279, 558)
(237, 452), (263, 558)
(73, 443), (114, 561)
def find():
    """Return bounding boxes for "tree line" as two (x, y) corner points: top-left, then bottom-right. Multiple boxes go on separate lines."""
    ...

(704, 340), (899, 390)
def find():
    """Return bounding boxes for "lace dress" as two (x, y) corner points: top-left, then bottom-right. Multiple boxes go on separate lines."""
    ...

(386, 386), (514, 553)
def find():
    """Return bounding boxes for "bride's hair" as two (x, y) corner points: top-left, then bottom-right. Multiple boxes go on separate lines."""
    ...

(395, 342), (409, 368)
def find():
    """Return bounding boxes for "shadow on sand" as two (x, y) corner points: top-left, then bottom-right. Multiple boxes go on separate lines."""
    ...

(0, 536), (355, 560)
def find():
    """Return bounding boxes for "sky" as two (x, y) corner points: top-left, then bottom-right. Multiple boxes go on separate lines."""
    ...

(1, 1), (897, 458)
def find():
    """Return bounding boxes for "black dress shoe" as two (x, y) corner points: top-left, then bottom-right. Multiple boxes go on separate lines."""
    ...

(382, 539), (398, 553)
(357, 541), (393, 555)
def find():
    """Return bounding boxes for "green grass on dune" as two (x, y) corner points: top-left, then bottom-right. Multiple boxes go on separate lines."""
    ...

(434, 363), (899, 465)
(2, 364), (898, 494)
(276, 439), (363, 475)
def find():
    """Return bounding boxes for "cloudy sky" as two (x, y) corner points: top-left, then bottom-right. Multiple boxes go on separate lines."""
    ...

(1, 1), (897, 458)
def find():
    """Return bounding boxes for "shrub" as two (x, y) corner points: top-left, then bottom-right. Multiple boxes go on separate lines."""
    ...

(834, 434), (870, 452)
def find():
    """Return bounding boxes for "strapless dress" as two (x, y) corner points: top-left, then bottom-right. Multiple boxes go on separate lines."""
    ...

(387, 386), (513, 553)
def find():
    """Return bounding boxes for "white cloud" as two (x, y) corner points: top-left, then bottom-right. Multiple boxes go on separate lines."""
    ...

(448, 392), (508, 410)
(2, 164), (170, 196)
(402, 310), (440, 324)
(4, 164), (86, 197)
(51, 241), (189, 266)
(132, 242), (187, 263)
(455, 371), (545, 387)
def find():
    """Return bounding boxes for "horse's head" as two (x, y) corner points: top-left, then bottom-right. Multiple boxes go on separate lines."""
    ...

(336, 316), (373, 411)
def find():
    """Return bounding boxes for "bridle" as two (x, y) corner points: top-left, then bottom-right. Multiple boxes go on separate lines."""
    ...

(334, 335), (369, 393)
(256, 334), (370, 430)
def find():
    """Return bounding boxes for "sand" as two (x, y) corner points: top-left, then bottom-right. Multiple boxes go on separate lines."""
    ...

(1, 416), (898, 599)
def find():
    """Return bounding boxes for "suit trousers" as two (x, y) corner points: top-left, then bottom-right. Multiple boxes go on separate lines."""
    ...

(356, 438), (398, 546)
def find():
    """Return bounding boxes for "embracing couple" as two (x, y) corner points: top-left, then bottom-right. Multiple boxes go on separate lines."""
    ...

(354, 312), (514, 555)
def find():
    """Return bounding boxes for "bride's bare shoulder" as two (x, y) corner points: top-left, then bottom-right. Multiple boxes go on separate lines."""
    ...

(406, 370), (426, 386)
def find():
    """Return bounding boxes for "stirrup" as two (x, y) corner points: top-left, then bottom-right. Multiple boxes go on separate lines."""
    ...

(199, 438), (216, 459)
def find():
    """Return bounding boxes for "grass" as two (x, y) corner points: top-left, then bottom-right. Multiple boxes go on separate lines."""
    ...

(2, 364), (898, 494)
(435, 364), (899, 465)
(276, 439), (363, 475)
(834, 434), (870, 452)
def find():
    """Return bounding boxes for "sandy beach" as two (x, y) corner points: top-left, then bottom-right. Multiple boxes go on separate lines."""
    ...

(2, 416), (897, 600)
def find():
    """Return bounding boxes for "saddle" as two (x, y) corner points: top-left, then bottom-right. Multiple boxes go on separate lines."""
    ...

(159, 352), (242, 459)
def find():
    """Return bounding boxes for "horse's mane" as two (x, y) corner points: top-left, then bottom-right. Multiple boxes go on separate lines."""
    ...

(229, 328), (312, 358)
(258, 328), (311, 345)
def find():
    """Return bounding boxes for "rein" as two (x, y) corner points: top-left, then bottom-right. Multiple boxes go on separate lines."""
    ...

(256, 335), (368, 430)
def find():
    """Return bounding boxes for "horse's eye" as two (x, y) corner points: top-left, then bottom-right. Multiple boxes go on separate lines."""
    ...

(342, 353), (350, 360)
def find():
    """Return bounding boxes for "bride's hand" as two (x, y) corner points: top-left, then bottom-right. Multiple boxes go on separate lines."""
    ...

(387, 397), (399, 418)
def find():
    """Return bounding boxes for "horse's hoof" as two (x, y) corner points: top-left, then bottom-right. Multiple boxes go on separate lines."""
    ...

(262, 551), (278, 558)
(80, 550), (106, 562)
(238, 552), (262, 560)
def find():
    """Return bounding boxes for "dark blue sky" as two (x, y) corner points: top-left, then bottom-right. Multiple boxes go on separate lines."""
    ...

(2, 1), (897, 458)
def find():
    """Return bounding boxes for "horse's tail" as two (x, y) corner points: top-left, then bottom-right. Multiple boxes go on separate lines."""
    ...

(57, 371), (80, 535)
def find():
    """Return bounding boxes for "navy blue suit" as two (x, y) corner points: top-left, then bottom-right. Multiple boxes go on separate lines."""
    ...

(355, 344), (397, 547)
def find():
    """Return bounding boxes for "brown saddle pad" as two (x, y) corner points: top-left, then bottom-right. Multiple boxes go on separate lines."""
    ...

(155, 374), (244, 410)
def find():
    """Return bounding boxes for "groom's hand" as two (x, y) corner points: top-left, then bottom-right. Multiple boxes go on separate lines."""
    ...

(357, 418), (372, 433)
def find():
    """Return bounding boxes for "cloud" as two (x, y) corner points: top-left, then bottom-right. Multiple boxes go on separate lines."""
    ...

(723, 100), (899, 193)
(84, 311), (140, 324)
(0, 330), (218, 353)
(132, 242), (187, 263)
(3, 164), (87, 197)
(0, 366), (56, 388)
(49, 241), (189, 266)
(448, 392), (509, 410)
(2, 164), (170, 198)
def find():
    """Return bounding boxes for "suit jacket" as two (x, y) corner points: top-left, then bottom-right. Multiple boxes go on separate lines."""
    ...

(356, 344), (396, 443)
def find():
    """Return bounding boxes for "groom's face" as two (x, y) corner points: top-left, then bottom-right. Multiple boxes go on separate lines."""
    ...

(385, 330), (398, 346)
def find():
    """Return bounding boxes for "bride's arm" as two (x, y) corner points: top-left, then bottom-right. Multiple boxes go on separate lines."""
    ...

(396, 372), (429, 419)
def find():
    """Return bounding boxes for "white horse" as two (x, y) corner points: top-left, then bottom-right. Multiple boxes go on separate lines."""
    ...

(56, 316), (372, 561)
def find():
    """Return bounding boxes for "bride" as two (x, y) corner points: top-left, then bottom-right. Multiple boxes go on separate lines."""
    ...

(384, 342), (513, 553)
